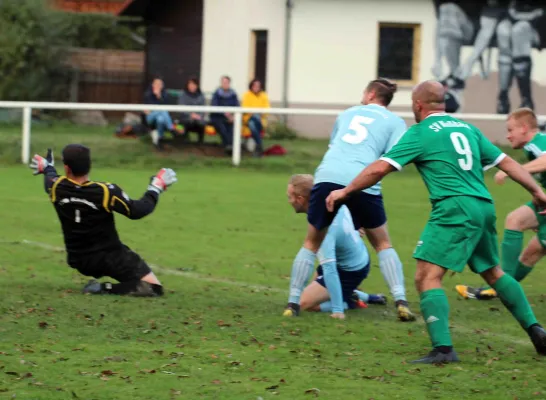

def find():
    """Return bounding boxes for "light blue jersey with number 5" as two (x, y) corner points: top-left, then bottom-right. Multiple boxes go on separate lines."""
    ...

(314, 104), (407, 195)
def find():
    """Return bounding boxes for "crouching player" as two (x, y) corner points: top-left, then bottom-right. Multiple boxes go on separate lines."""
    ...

(285, 174), (386, 319)
(29, 144), (177, 296)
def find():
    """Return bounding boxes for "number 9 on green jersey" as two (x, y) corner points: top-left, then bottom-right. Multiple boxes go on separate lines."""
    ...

(379, 113), (506, 274)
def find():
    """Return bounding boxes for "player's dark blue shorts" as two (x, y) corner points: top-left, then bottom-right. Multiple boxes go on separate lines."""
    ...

(307, 182), (386, 231)
(315, 263), (370, 308)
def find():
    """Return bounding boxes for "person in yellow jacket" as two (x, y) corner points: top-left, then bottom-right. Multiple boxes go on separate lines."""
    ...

(242, 79), (270, 157)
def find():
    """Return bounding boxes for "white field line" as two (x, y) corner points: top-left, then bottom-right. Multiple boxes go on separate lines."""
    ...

(0, 238), (532, 347)
(0, 239), (281, 293)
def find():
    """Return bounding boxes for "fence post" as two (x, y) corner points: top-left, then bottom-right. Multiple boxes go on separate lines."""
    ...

(232, 111), (243, 166)
(21, 106), (32, 165)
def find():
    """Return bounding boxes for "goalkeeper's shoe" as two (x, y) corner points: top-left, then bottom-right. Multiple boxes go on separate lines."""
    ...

(410, 348), (460, 364)
(455, 285), (497, 300)
(282, 302), (300, 317)
(528, 324), (546, 355)
(396, 300), (416, 322)
(82, 280), (108, 294)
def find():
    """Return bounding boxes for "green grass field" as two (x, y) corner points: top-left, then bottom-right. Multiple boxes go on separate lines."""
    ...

(1, 124), (546, 399)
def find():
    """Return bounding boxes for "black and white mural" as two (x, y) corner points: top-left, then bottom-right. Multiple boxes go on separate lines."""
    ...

(433, 1), (546, 114)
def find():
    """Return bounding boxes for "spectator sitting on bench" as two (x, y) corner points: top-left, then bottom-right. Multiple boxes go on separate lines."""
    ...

(210, 75), (239, 153)
(178, 77), (206, 144)
(143, 77), (183, 148)
(242, 78), (270, 157)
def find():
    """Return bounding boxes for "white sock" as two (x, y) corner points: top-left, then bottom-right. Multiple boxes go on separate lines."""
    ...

(378, 248), (406, 302)
(288, 247), (315, 304)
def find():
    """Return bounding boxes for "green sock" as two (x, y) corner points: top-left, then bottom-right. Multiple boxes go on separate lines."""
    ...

(420, 289), (452, 347)
(514, 262), (534, 282)
(492, 274), (538, 330)
(479, 230), (524, 292)
(501, 229), (524, 278)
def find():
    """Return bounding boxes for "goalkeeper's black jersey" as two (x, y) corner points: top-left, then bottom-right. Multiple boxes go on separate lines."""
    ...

(42, 167), (159, 256)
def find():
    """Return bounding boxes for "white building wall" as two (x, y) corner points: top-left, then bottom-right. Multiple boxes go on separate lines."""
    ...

(200, 0), (286, 102)
(288, 0), (436, 108)
(199, 0), (546, 139)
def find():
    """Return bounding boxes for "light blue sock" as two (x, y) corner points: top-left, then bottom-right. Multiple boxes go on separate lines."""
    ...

(319, 301), (349, 312)
(378, 248), (406, 302)
(288, 247), (315, 304)
(354, 289), (369, 303)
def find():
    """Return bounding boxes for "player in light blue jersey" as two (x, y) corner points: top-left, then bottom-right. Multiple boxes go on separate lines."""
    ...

(284, 79), (415, 321)
(286, 174), (387, 318)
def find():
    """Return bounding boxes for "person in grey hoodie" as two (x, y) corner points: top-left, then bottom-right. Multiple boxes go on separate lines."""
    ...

(178, 77), (206, 144)
(210, 76), (240, 151)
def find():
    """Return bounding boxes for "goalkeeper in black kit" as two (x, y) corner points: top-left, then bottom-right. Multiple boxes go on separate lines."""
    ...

(29, 144), (177, 297)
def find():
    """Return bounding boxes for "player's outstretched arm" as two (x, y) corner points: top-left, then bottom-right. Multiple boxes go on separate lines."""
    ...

(29, 148), (58, 194)
(498, 156), (545, 198)
(325, 160), (395, 212)
(109, 168), (177, 220)
(495, 155), (546, 185)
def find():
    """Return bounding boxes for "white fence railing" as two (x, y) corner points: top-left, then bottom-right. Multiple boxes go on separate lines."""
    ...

(0, 101), (540, 166)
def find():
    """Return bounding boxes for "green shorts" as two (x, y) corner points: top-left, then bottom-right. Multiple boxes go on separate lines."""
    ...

(413, 196), (499, 274)
(525, 201), (546, 248)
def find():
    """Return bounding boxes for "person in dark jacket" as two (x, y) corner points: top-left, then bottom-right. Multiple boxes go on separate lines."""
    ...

(143, 78), (182, 148)
(210, 76), (240, 151)
(178, 77), (206, 144)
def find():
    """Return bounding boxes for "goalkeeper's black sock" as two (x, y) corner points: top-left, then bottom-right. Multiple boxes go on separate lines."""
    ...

(101, 281), (164, 297)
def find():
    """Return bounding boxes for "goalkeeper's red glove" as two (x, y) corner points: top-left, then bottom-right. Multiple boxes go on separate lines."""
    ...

(29, 148), (54, 175)
(148, 168), (177, 194)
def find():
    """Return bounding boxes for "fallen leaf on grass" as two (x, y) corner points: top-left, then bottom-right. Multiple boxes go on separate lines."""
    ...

(217, 320), (231, 327)
(266, 385), (279, 391)
(305, 388), (320, 396)
(139, 369), (156, 374)
(38, 321), (48, 329)
(104, 356), (126, 362)
(211, 379), (222, 384)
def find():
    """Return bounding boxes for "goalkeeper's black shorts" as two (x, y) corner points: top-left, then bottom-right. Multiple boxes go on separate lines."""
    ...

(68, 245), (152, 282)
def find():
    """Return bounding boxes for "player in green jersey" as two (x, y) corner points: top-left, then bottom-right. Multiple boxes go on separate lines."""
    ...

(326, 81), (546, 364)
(457, 108), (546, 300)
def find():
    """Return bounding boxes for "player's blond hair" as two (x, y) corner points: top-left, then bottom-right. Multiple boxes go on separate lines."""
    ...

(508, 108), (538, 130)
(289, 174), (314, 197)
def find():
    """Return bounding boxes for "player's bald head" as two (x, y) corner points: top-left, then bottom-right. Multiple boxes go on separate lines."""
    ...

(412, 81), (446, 106)
(411, 80), (446, 122)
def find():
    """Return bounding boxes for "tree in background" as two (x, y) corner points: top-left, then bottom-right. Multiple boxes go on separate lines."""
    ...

(64, 13), (145, 51)
(0, 0), (71, 101)
(0, 0), (145, 101)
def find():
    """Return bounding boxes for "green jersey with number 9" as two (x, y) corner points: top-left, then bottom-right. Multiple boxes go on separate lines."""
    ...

(380, 113), (506, 204)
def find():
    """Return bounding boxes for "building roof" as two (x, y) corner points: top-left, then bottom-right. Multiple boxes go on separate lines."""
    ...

(51, 0), (130, 14)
